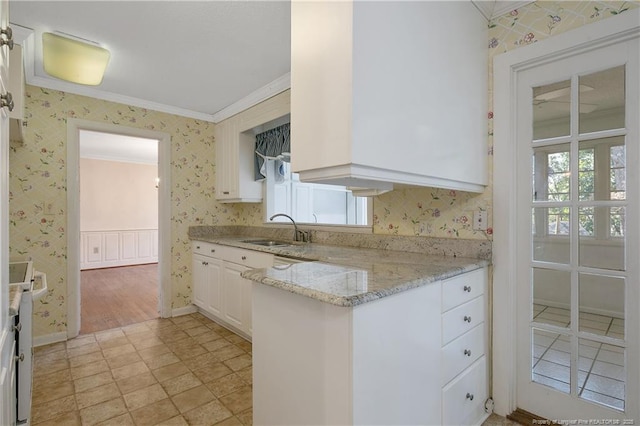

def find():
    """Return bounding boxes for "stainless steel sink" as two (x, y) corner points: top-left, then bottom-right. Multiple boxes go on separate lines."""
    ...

(241, 239), (292, 247)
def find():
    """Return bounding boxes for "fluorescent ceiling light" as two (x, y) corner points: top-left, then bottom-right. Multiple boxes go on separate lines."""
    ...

(42, 32), (110, 86)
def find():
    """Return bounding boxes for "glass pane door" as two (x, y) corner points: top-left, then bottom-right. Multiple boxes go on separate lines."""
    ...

(529, 65), (627, 411)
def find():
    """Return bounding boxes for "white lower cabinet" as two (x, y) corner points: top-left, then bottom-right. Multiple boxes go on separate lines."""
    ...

(192, 241), (273, 338)
(253, 266), (490, 425)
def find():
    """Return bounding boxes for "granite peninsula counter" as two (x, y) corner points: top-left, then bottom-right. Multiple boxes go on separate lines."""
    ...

(191, 236), (489, 307)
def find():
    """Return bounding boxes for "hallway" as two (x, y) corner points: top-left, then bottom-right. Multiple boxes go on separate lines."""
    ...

(81, 264), (159, 334)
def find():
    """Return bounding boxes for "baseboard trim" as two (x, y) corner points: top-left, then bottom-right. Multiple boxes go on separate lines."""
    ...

(172, 305), (198, 317)
(33, 332), (68, 347)
(507, 408), (546, 426)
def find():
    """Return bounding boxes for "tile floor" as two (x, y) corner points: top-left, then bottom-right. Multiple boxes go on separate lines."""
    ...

(32, 312), (513, 426)
(532, 304), (625, 411)
(32, 313), (253, 425)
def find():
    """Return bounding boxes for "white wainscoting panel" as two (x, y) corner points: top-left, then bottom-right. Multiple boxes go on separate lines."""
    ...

(81, 229), (158, 270)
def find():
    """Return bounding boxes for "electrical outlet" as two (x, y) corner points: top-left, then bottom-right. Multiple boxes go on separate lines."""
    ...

(473, 210), (487, 231)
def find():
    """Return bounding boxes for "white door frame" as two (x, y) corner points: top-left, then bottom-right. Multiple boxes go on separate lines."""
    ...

(492, 10), (640, 416)
(66, 119), (172, 339)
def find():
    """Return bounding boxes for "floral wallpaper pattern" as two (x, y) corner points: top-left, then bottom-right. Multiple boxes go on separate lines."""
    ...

(10, 1), (636, 339)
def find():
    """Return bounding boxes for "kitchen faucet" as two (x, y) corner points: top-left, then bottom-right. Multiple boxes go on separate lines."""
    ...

(269, 213), (310, 242)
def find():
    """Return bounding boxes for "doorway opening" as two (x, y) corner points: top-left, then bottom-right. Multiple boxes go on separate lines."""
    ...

(79, 130), (159, 334)
(67, 119), (172, 339)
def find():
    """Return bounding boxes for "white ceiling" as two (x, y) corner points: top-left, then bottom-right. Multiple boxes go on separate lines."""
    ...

(10, 0), (291, 122)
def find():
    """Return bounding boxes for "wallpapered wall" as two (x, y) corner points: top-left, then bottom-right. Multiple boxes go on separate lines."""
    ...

(10, 0), (636, 339)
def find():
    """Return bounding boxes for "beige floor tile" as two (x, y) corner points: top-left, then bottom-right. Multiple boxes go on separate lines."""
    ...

(34, 341), (67, 355)
(106, 351), (143, 369)
(202, 338), (231, 353)
(172, 319), (202, 330)
(36, 349), (70, 364)
(123, 383), (168, 411)
(161, 372), (203, 396)
(71, 359), (110, 380)
(206, 373), (246, 398)
(33, 358), (70, 376)
(211, 345), (244, 361)
(32, 395), (78, 424)
(184, 325), (211, 337)
(79, 397), (128, 426)
(32, 409), (82, 426)
(67, 341), (102, 358)
(33, 368), (73, 388)
(103, 343), (136, 359)
(152, 362), (190, 382)
(66, 335), (97, 349)
(95, 413), (135, 426)
(193, 331), (223, 345)
(31, 379), (75, 404)
(215, 416), (244, 426)
(235, 340), (252, 354)
(132, 336), (166, 351)
(137, 343), (172, 360)
(74, 371), (115, 393)
(160, 415), (189, 425)
(171, 316), (197, 326)
(98, 336), (131, 350)
(95, 329), (126, 342)
(192, 362), (233, 384)
(121, 322), (152, 336)
(183, 352), (219, 371)
(116, 371), (159, 395)
(172, 342), (209, 361)
(223, 355), (251, 372)
(111, 360), (150, 381)
(129, 398), (179, 426)
(144, 352), (181, 370)
(183, 400), (233, 426)
(69, 350), (105, 368)
(219, 386), (252, 415)
(76, 382), (122, 410)
(236, 408), (252, 426)
(235, 366), (252, 385)
(159, 330), (190, 344)
(224, 335), (247, 345)
(170, 385), (216, 413)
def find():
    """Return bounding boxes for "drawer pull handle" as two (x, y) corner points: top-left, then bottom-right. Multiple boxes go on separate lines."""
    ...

(196, 245), (200, 249)
(463, 285), (472, 292)
(241, 256), (247, 260)
(464, 349), (471, 356)
(464, 315), (472, 323)
(466, 392), (474, 401)
(202, 261), (208, 266)
(223, 191), (230, 195)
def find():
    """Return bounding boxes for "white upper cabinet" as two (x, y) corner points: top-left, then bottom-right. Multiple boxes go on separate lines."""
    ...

(215, 90), (290, 203)
(290, 1), (488, 193)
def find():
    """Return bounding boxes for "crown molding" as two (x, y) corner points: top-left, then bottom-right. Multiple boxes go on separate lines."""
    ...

(211, 73), (291, 123)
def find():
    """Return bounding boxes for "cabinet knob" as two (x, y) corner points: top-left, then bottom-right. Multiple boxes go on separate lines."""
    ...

(1, 26), (13, 40)
(464, 349), (471, 357)
(0, 36), (13, 50)
(1, 92), (14, 111)
(241, 256), (247, 261)
(196, 245), (201, 249)
(223, 191), (230, 195)
(463, 285), (472, 292)
(466, 392), (474, 401)
(211, 249), (215, 253)
(12, 323), (21, 333)
(15, 353), (24, 363)
(463, 315), (472, 323)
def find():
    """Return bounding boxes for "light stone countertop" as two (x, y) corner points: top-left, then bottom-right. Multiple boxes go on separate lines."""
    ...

(9, 286), (22, 316)
(194, 236), (489, 307)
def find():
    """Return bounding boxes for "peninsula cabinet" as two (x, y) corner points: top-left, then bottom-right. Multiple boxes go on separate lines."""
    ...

(191, 241), (274, 338)
(215, 90), (290, 203)
(290, 1), (488, 193)
(252, 267), (490, 425)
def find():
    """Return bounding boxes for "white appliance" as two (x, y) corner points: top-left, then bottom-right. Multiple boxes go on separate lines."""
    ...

(9, 261), (47, 425)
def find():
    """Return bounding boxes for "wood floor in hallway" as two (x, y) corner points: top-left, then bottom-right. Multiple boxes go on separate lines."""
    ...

(81, 264), (159, 335)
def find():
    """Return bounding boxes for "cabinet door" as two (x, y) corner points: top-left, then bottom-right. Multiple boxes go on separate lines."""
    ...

(222, 262), (248, 332)
(215, 119), (237, 200)
(192, 254), (209, 309)
(206, 258), (223, 318)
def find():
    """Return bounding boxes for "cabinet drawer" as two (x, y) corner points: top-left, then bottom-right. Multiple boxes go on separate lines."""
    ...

(442, 356), (487, 426)
(223, 246), (274, 268)
(442, 268), (486, 313)
(441, 323), (485, 385)
(192, 241), (224, 257)
(442, 295), (484, 346)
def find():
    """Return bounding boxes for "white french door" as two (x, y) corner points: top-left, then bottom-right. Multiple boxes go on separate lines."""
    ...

(515, 37), (639, 419)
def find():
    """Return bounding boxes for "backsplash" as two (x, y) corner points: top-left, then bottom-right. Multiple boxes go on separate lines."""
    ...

(10, 1), (634, 340)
